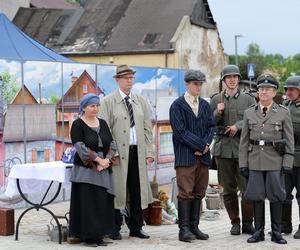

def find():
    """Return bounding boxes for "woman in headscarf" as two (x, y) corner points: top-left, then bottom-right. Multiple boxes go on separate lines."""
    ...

(69, 93), (117, 247)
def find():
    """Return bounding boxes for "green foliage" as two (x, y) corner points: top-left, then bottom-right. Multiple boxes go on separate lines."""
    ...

(1, 70), (20, 107)
(229, 43), (300, 94)
(48, 95), (60, 104)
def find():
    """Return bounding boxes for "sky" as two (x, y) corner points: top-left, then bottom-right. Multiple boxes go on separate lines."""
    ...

(208, 0), (300, 57)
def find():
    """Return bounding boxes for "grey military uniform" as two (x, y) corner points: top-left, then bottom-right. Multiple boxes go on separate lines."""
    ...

(211, 90), (256, 158)
(239, 102), (294, 171)
(284, 99), (300, 167)
(239, 102), (294, 202)
(210, 90), (256, 230)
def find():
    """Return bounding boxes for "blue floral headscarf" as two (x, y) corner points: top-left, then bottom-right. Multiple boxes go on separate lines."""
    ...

(79, 93), (100, 116)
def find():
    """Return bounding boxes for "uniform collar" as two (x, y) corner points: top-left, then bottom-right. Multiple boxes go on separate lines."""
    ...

(224, 89), (240, 100)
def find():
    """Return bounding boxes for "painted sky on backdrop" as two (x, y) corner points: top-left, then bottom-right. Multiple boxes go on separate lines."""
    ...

(208, 0), (300, 57)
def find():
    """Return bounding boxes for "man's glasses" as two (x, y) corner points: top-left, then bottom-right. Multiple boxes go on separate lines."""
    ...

(119, 76), (135, 81)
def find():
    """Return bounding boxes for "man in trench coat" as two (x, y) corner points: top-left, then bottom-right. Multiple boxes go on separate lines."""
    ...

(100, 64), (155, 240)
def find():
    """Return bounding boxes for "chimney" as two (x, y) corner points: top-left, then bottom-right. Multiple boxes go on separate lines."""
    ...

(71, 76), (78, 84)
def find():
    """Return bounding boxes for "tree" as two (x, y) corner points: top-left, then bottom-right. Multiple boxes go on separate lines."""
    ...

(48, 95), (60, 104)
(1, 70), (20, 107)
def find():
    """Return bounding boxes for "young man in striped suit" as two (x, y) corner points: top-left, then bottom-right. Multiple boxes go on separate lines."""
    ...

(169, 69), (216, 242)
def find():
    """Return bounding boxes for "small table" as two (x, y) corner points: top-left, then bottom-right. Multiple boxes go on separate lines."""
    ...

(5, 161), (72, 244)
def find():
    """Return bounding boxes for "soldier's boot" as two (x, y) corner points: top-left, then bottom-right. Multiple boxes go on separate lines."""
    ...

(281, 203), (292, 234)
(178, 199), (196, 242)
(241, 199), (255, 235)
(224, 198), (241, 235)
(270, 202), (287, 244)
(190, 198), (209, 240)
(247, 200), (265, 243)
(294, 203), (300, 239)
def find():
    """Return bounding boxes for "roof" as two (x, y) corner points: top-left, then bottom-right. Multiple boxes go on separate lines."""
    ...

(3, 104), (56, 142)
(57, 70), (103, 108)
(10, 85), (39, 104)
(30, 0), (79, 9)
(0, 12), (72, 62)
(13, 0), (216, 55)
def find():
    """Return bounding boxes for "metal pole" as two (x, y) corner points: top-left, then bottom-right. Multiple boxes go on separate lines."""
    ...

(234, 35), (243, 66)
(21, 61), (27, 163)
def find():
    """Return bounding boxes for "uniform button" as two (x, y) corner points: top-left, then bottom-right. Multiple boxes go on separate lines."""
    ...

(121, 157), (124, 160)
(123, 144), (125, 146)
(123, 130), (126, 133)
(261, 132), (264, 134)
(124, 117), (127, 120)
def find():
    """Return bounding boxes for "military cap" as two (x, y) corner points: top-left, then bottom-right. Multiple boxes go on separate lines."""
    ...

(221, 65), (241, 81)
(256, 74), (279, 89)
(184, 70), (206, 82)
(284, 75), (300, 90)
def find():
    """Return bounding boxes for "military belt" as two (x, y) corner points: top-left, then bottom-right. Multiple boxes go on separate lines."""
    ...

(249, 139), (273, 146)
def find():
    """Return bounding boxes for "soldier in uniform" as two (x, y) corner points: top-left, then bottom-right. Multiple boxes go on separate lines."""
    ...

(239, 74), (294, 244)
(281, 76), (300, 239)
(210, 65), (256, 235)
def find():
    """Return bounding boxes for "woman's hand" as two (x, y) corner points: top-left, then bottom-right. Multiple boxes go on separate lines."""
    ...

(95, 157), (110, 170)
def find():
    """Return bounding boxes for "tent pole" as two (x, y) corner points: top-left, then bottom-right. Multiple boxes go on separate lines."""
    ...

(61, 63), (64, 152)
(21, 61), (27, 163)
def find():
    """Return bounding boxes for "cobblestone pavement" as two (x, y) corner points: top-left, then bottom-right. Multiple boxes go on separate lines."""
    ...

(0, 193), (299, 249)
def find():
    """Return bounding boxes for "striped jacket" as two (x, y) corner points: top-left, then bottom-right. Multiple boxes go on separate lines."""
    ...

(169, 96), (216, 167)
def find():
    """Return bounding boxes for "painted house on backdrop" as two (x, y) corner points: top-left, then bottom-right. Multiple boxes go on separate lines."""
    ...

(3, 104), (56, 165)
(55, 70), (103, 160)
(13, 0), (227, 97)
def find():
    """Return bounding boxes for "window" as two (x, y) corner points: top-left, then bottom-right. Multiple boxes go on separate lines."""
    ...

(160, 132), (173, 156)
(83, 84), (88, 93)
(37, 150), (45, 163)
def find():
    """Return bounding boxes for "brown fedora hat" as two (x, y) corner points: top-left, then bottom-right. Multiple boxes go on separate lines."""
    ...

(113, 64), (136, 78)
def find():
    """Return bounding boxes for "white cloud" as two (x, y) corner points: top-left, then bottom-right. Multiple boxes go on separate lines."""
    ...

(132, 74), (172, 94)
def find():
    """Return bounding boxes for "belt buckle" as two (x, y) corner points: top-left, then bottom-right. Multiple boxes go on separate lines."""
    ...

(259, 140), (265, 146)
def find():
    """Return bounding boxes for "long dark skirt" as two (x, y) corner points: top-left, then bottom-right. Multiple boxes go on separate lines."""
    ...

(69, 182), (115, 242)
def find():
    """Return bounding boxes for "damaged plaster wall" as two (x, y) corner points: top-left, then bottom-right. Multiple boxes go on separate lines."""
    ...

(173, 16), (228, 97)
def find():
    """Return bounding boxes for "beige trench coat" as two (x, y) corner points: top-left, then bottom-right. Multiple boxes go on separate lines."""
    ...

(100, 91), (155, 209)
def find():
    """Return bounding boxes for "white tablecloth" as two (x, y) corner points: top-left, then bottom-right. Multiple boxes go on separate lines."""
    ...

(5, 161), (73, 197)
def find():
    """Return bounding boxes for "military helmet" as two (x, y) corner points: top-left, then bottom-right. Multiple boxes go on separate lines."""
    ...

(284, 76), (300, 90)
(221, 65), (241, 81)
(256, 74), (279, 89)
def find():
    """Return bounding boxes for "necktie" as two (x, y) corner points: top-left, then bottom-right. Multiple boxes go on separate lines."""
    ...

(124, 96), (135, 128)
(262, 107), (267, 117)
(193, 96), (198, 105)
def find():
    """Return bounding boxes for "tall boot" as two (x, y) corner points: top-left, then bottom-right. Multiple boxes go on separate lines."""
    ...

(270, 202), (287, 244)
(178, 199), (196, 242)
(247, 200), (265, 243)
(224, 197), (240, 235)
(294, 203), (300, 239)
(281, 203), (292, 234)
(190, 198), (209, 240)
(241, 199), (255, 235)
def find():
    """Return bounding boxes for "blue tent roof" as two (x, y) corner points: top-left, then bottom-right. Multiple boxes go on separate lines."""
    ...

(0, 12), (72, 62)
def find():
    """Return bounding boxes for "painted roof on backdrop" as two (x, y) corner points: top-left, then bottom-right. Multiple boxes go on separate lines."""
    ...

(3, 104), (56, 142)
(13, 0), (216, 55)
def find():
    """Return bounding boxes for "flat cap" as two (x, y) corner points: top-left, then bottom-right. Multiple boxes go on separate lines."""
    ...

(184, 70), (206, 82)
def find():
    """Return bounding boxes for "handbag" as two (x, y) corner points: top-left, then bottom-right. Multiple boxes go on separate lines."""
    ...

(61, 147), (76, 163)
